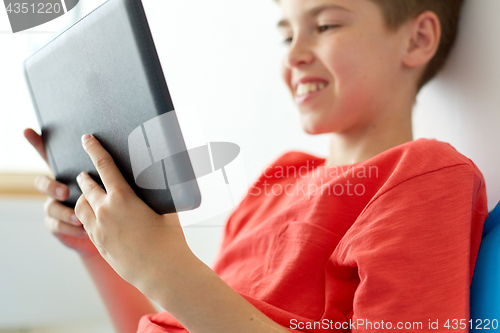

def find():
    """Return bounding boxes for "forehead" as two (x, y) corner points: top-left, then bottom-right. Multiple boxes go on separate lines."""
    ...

(277, 0), (359, 27)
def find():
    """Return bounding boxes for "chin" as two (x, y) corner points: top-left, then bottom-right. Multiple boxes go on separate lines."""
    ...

(299, 113), (334, 135)
(300, 121), (330, 135)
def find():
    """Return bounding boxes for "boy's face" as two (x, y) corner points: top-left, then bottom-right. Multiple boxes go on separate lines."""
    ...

(278, 0), (410, 135)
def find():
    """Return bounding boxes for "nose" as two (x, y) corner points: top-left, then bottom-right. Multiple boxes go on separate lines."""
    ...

(284, 34), (315, 69)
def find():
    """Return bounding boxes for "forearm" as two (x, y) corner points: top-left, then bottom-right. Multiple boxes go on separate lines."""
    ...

(142, 251), (289, 333)
(81, 253), (158, 333)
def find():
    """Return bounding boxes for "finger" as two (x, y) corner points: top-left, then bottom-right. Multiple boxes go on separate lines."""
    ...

(74, 193), (96, 230)
(76, 171), (106, 209)
(24, 128), (48, 165)
(45, 216), (88, 238)
(81, 134), (131, 194)
(35, 175), (69, 201)
(43, 197), (82, 226)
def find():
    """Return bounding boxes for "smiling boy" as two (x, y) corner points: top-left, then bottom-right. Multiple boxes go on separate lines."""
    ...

(280, 0), (455, 165)
(24, 0), (488, 332)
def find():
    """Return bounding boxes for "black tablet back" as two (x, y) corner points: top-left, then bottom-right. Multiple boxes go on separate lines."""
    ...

(24, 0), (201, 214)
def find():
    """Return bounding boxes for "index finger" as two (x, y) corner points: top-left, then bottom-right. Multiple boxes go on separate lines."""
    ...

(81, 134), (131, 194)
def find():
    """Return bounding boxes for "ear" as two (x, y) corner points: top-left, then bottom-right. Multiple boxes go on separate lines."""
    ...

(402, 11), (441, 69)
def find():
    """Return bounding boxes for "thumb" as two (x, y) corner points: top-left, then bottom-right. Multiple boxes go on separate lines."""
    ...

(24, 128), (49, 166)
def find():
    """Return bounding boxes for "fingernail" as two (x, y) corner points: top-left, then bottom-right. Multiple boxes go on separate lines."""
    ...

(56, 187), (65, 199)
(71, 214), (79, 223)
(76, 172), (83, 183)
(81, 134), (92, 144)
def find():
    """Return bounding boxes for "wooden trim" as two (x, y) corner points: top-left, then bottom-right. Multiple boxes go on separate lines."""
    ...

(0, 172), (53, 198)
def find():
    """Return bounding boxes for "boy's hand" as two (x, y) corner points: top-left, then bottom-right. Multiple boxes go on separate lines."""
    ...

(23, 128), (99, 257)
(74, 134), (191, 288)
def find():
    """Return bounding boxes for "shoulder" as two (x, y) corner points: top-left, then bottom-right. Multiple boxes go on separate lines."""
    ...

(341, 139), (488, 244)
(399, 138), (476, 166)
(360, 139), (488, 221)
(369, 138), (485, 188)
(380, 138), (477, 169)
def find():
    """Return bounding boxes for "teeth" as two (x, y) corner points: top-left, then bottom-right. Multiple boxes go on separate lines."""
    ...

(296, 82), (327, 97)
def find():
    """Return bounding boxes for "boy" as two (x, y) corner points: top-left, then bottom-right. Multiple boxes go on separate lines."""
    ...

(24, 0), (488, 332)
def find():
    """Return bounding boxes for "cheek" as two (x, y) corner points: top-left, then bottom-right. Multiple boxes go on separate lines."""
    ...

(281, 60), (291, 88)
(317, 38), (381, 130)
(325, 36), (382, 104)
(326, 39), (370, 87)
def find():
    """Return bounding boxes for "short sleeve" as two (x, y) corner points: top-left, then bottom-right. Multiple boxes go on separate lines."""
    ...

(335, 164), (487, 332)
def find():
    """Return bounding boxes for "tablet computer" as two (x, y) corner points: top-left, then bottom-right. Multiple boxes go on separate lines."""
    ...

(23, 0), (202, 214)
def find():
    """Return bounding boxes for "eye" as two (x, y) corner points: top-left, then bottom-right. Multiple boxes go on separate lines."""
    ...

(318, 24), (340, 32)
(281, 25), (341, 45)
(282, 37), (293, 45)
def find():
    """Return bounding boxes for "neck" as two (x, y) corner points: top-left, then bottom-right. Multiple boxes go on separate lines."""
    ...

(324, 107), (414, 167)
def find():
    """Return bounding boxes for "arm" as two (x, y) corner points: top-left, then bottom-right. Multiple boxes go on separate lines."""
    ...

(137, 245), (289, 333)
(75, 134), (291, 333)
(81, 253), (158, 333)
(24, 129), (158, 333)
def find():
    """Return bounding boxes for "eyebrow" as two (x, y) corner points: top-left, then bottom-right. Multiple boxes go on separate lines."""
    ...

(277, 4), (351, 28)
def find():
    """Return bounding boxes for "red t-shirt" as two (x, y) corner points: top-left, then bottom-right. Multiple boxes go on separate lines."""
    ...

(138, 138), (488, 332)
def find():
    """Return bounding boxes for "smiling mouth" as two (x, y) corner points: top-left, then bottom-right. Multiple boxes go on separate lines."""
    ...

(295, 82), (329, 97)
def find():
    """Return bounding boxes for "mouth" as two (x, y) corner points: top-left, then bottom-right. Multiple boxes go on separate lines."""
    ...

(295, 82), (329, 97)
(293, 81), (330, 105)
